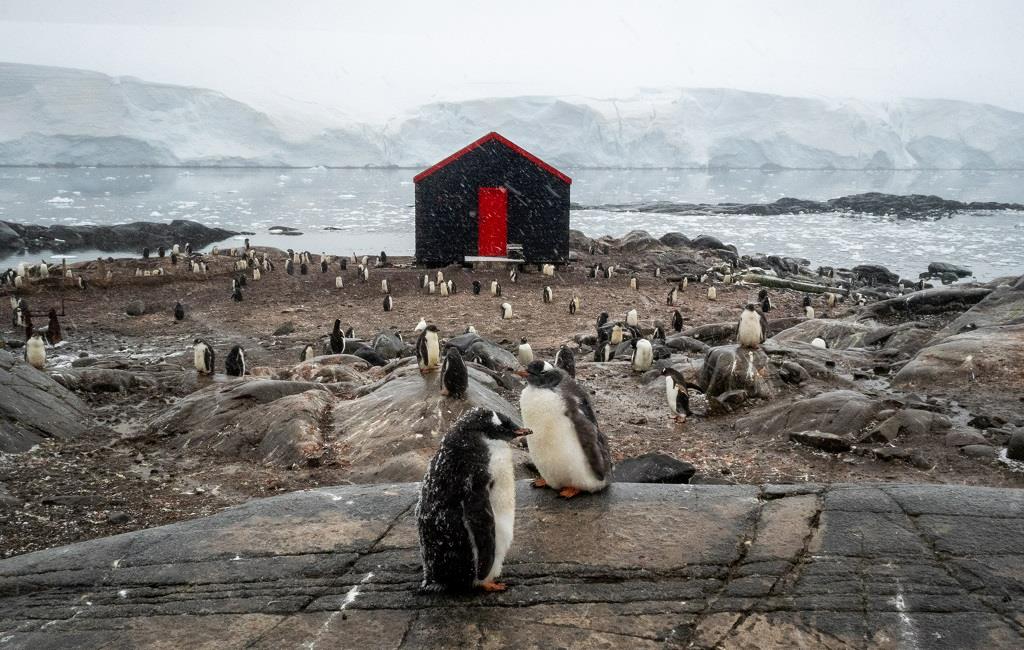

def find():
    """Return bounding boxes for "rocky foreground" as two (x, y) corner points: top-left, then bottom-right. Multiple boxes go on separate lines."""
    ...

(1, 227), (1023, 560)
(3, 482), (1024, 648)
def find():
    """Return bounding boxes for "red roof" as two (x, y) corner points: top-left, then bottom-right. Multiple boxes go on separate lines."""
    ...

(413, 131), (572, 185)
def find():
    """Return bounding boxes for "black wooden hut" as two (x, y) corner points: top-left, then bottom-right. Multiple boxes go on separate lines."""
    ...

(413, 132), (572, 267)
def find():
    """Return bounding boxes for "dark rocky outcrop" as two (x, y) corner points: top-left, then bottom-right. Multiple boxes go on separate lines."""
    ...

(611, 452), (696, 484)
(0, 219), (236, 253)
(700, 345), (774, 399)
(737, 390), (883, 438)
(0, 350), (90, 453)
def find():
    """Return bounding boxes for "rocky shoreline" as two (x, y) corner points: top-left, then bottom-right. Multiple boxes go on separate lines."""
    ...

(1, 226), (1022, 558)
(573, 191), (1024, 219)
(0, 219), (237, 253)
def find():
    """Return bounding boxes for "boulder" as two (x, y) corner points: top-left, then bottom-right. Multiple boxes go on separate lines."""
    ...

(864, 286), (992, 318)
(611, 453), (696, 484)
(894, 324), (1024, 397)
(736, 390), (883, 438)
(332, 366), (521, 483)
(659, 232), (691, 247)
(699, 345), (774, 399)
(272, 321), (295, 336)
(960, 445), (998, 459)
(851, 264), (899, 286)
(690, 234), (729, 251)
(664, 334), (710, 354)
(770, 319), (873, 350)
(944, 430), (989, 447)
(1008, 431), (1024, 462)
(125, 300), (146, 316)
(468, 339), (518, 372)
(0, 350), (90, 453)
(789, 431), (852, 454)
(931, 284), (1024, 343)
(49, 367), (164, 393)
(928, 262), (972, 278)
(682, 322), (737, 347)
(370, 330), (409, 360)
(616, 230), (666, 253)
(860, 408), (952, 443)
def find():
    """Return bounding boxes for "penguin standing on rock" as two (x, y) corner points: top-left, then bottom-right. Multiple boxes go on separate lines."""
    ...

(555, 345), (576, 378)
(417, 408), (530, 593)
(300, 262), (308, 275)
(330, 319), (346, 354)
(517, 338), (533, 366)
(225, 345), (246, 377)
(736, 304), (769, 349)
(439, 347), (468, 398)
(25, 333), (46, 369)
(193, 339), (214, 375)
(517, 360), (611, 498)
(416, 324), (441, 373)
(286, 259), (294, 275)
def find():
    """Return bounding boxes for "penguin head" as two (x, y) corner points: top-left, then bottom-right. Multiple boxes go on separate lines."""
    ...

(520, 337), (528, 344)
(744, 303), (757, 313)
(459, 408), (530, 442)
(758, 288), (768, 301)
(517, 359), (563, 388)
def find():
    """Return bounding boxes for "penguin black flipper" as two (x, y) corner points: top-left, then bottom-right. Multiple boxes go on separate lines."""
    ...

(759, 312), (770, 343)
(560, 379), (611, 481)
(462, 472), (497, 584)
(419, 464), (494, 591)
(205, 346), (215, 374)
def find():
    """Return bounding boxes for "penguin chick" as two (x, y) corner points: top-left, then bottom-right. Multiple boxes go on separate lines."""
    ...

(517, 360), (611, 498)
(417, 408), (530, 593)
(736, 304), (769, 349)
(439, 346), (468, 398)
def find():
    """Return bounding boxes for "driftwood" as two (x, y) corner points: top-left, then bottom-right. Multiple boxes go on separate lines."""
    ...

(741, 273), (843, 294)
(862, 286), (993, 318)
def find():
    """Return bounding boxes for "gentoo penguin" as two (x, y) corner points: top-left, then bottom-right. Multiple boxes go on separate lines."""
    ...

(758, 288), (773, 312)
(185, 243), (193, 254)
(655, 267), (662, 278)
(338, 257), (347, 271)
(554, 345), (576, 378)
(736, 304), (769, 349)
(517, 338), (534, 366)
(330, 319), (346, 354)
(381, 278), (391, 294)
(245, 237), (251, 250)
(491, 280), (501, 297)
(596, 312), (609, 330)
(604, 265), (614, 279)
(440, 281), (449, 297)
(172, 244), (180, 255)
(447, 280), (456, 295)
(671, 310), (684, 332)
(802, 294), (812, 308)
(517, 361), (611, 498)
(320, 260), (328, 273)
(300, 262), (309, 275)
(286, 259), (294, 275)
(23, 310), (33, 340)
(626, 308), (639, 327)
(811, 337), (828, 349)
(542, 264), (555, 277)
(805, 306), (815, 319)
(465, 325), (477, 334)
(414, 318), (428, 333)
(421, 274), (429, 289)
(379, 250), (388, 266)
(142, 247), (150, 260)
(225, 345), (246, 377)
(335, 276), (344, 289)
(383, 295), (394, 312)
(193, 339), (215, 375)
(25, 333), (46, 370)
(824, 292), (838, 308)
(45, 309), (62, 345)
(568, 296), (580, 315)
(629, 276), (639, 290)
(428, 281), (436, 294)
(360, 265), (369, 282)
(543, 286), (553, 304)
(158, 246), (166, 258)
(610, 323), (624, 345)
(439, 347), (468, 398)
(237, 273), (247, 288)
(231, 285), (243, 302)
(416, 324), (441, 373)
(300, 344), (315, 362)
(436, 270), (444, 285)
(417, 408), (529, 593)
(500, 302), (512, 320)
(631, 338), (653, 372)
(667, 287), (678, 306)
(170, 252), (178, 265)
(509, 268), (518, 283)
(472, 280), (481, 295)
(707, 285), (717, 301)
(723, 273), (733, 285)
(39, 261), (49, 279)
(661, 368), (701, 422)
(253, 268), (261, 281)
(593, 340), (614, 362)
(652, 324), (667, 341)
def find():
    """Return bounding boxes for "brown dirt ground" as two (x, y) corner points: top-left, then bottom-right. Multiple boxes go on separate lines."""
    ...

(1, 247), (1022, 557)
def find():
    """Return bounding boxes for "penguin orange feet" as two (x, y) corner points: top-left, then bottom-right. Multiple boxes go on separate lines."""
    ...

(480, 581), (507, 593)
(558, 486), (581, 499)
(531, 478), (548, 489)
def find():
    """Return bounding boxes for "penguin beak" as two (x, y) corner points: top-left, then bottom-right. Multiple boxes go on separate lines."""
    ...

(514, 428), (532, 438)
(514, 369), (529, 378)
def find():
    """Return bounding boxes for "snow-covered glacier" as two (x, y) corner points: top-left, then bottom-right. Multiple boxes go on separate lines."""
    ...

(1, 63), (1022, 169)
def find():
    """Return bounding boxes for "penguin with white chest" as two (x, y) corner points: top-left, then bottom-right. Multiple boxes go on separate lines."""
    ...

(517, 338), (533, 366)
(25, 333), (46, 370)
(631, 338), (653, 372)
(555, 344), (576, 378)
(736, 304), (769, 349)
(500, 302), (512, 320)
(517, 361), (611, 498)
(439, 346), (468, 398)
(416, 324), (441, 373)
(661, 368), (703, 423)
(193, 339), (215, 375)
(300, 344), (315, 362)
(417, 408), (530, 593)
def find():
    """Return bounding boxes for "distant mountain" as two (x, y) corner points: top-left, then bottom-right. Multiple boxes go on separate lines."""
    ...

(2, 63), (1023, 169)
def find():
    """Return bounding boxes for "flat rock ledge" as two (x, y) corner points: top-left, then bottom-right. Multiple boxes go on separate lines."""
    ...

(2, 483), (1024, 649)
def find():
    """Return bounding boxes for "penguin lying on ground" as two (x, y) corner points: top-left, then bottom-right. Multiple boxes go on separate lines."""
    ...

(517, 360), (611, 498)
(440, 347), (468, 398)
(417, 408), (530, 593)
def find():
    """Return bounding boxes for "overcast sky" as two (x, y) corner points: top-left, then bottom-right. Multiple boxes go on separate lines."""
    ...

(1, 0), (1022, 122)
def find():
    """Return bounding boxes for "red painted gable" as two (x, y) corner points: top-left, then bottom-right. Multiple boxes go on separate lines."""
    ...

(412, 132), (572, 185)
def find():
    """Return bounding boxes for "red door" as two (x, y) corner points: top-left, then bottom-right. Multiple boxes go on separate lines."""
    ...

(478, 187), (507, 257)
